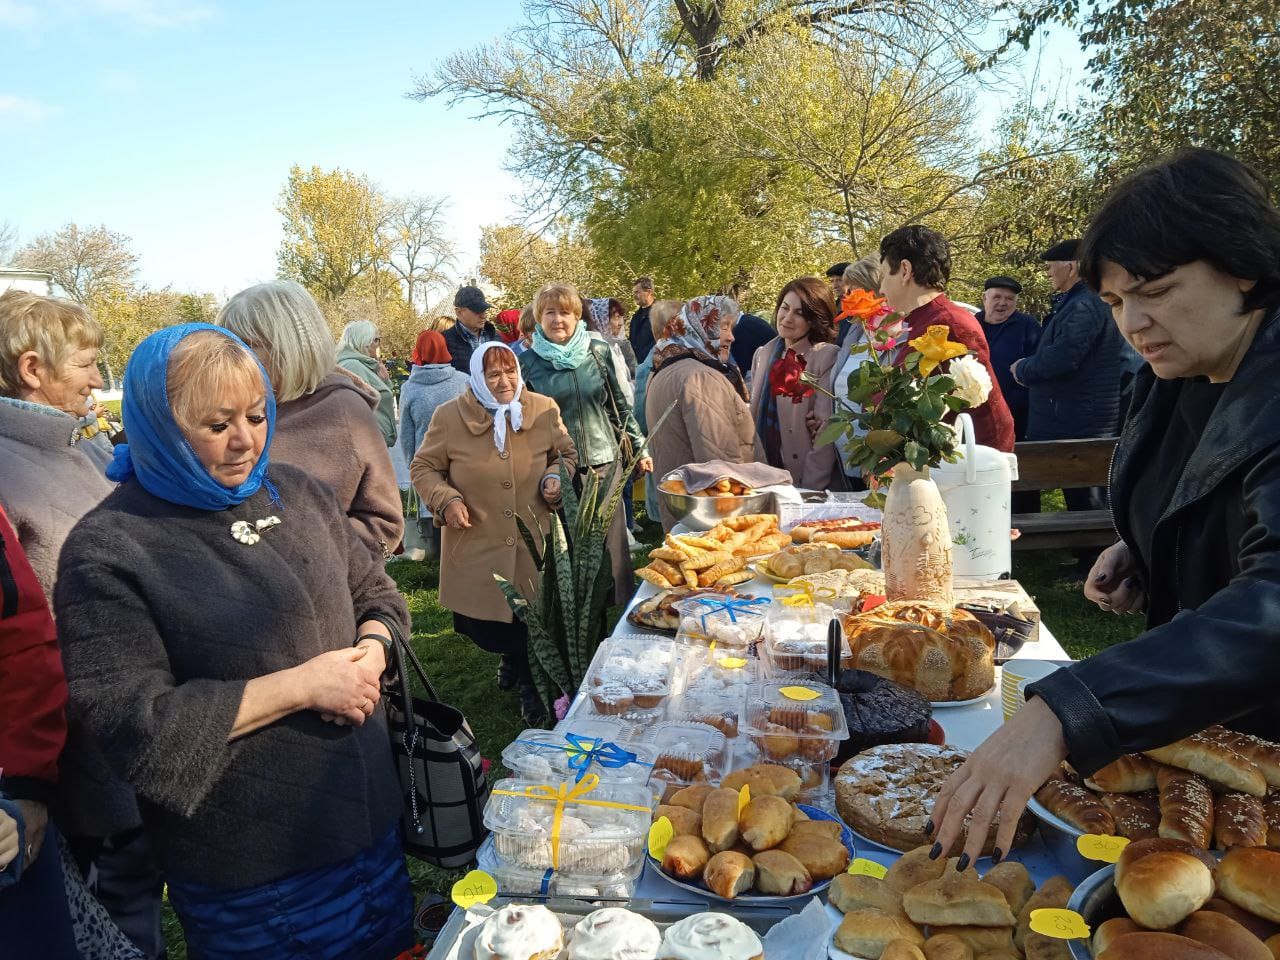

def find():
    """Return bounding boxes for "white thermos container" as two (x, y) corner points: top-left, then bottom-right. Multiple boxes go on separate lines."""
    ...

(932, 413), (1019, 579)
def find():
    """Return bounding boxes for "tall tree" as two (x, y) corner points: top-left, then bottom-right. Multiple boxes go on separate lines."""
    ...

(277, 165), (389, 301)
(0, 221), (17, 266)
(15, 223), (138, 303)
(382, 194), (457, 312)
(478, 222), (602, 308)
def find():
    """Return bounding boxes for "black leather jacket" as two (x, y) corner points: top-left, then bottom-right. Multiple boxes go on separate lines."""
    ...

(1030, 308), (1280, 775)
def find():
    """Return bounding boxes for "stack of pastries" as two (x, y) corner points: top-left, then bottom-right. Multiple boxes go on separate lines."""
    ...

(827, 845), (1077, 960)
(654, 763), (851, 897)
(1033, 725), (1280, 849)
(1092, 840), (1280, 960)
(842, 602), (996, 702)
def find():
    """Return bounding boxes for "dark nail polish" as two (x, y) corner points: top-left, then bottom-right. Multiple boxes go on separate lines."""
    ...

(955, 853), (970, 872)
(1094, 571), (1107, 582)
(991, 847), (1003, 864)
(928, 842), (942, 860)
(924, 819), (934, 836)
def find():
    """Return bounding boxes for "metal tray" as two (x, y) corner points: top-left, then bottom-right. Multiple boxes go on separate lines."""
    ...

(426, 894), (792, 960)
(1065, 864), (1118, 960)
(1024, 796), (1098, 885)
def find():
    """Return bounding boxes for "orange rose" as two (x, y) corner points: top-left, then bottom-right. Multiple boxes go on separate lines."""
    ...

(839, 288), (888, 322)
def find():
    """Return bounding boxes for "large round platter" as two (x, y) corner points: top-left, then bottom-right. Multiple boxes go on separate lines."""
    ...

(1025, 795), (1099, 884)
(646, 803), (856, 904)
(929, 686), (996, 708)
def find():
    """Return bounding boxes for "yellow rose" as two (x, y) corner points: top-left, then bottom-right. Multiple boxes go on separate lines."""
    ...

(908, 324), (967, 376)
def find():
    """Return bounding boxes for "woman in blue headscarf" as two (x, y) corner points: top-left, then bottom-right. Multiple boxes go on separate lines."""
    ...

(53, 325), (414, 960)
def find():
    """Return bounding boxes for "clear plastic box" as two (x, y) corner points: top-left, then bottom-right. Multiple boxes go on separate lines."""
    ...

(642, 720), (731, 789)
(727, 741), (832, 804)
(743, 681), (849, 764)
(476, 835), (640, 899)
(501, 727), (660, 785)
(674, 594), (771, 650)
(761, 602), (849, 678)
(582, 635), (676, 716)
(485, 777), (654, 878)
(666, 650), (761, 740)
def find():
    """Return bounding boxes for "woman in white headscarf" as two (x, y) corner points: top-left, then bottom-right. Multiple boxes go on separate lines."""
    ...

(409, 342), (577, 722)
(644, 295), (758, 529)
(586, 297), (638, 381)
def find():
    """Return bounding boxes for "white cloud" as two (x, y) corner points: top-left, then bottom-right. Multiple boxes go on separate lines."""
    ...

(0, 94), (60, 122)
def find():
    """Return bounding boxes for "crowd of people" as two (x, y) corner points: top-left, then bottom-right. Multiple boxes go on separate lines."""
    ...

(2, 147), (1277, 958)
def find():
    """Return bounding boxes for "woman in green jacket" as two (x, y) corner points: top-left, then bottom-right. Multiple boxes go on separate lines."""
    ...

(337, 320), (396, 446)
(519, 282), (651, 605)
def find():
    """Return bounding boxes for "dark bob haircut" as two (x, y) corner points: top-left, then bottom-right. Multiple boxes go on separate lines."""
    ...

(1079, 148), (1280, 314)
(879, 225), (951, 290)
(775, 276), (837, 345)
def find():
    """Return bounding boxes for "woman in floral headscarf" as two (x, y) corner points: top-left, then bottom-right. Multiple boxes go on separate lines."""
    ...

(645, 295), (757, 529)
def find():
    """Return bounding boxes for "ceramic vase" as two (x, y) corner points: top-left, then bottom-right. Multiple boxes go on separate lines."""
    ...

(881, 462), (954, 606)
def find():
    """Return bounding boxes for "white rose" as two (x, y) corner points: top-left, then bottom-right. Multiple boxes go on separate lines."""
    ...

(949, 354), (992, 408)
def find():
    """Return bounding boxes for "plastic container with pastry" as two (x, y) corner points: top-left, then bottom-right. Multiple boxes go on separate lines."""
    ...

(841, 600), (996, 702)
(485, 777), (654, 879)
(643, 720), (732, 790)
(570, 635), (675, 723)
(833, 667), (934, 766)
(627, 586), (748, 634)
(475, 835), (640, 900)
(501, 725), (661, 785)
(728, 741), (831, 802)
(665, 666), (751, 740)
(761, 602), (850, 678)
(743, 679), (849, 764)
(834, 742), (1033, 854)
(675, 594), (770, 650)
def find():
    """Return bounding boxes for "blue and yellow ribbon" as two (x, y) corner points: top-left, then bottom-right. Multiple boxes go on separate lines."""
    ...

(512, 732), (651, 783)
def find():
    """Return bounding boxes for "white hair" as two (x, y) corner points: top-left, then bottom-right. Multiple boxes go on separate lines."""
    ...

(216, 280), (336, 403)
(338, 319), (379, 354)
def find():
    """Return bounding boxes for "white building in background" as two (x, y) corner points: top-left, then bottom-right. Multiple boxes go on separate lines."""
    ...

(0, 268), (53, 295)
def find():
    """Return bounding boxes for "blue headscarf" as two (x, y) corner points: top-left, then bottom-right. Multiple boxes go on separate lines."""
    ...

(106, 323), (278, 511)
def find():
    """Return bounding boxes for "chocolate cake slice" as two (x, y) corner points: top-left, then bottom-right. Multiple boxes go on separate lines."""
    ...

(834, 668), (932, 765)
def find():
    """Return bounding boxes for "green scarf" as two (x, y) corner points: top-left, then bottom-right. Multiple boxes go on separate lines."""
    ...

(532, 320), (592, 370)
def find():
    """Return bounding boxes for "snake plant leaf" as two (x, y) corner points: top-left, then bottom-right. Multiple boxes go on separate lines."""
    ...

(515, 513), (544, 571)
(491, 572), (531, 623)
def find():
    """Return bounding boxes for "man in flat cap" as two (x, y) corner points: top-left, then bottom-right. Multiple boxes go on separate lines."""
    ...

(977, 276), (1041, 444)
(1011, 240), (1130, 511)
(444, 284), (500, 373)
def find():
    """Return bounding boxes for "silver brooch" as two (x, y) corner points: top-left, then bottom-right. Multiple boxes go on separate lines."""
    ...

(230, 516), (282, 545)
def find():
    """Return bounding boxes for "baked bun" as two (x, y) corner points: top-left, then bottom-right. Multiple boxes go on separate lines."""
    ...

(668, 784), (714, 811)
(928, 927), (1016, 954)
(1116, 837), (1218, 883)
(830, 874), (907, 917)
(739, 795), (794, 852)
(1116, 851), (1214, 930)
(701, 788), (741, 853)
(1178, 912), (1272, 960)
(751, 849), (813, 896)
(776, 830), (851, 880)
(655, 804), (702, 837)
(474, 903), (564, 960)
(703, 850), (755, 899)
(720, 764), (802, 800)
(568, 908), (662, 960)
(662, 835), (711, 881)
(1264, 935), (1280, 960)
(902, 874), (1017, 927)
(924, 933), (975, 960)
(1015, 876), (1075, 950)
(1217, 848), (1280, 924)
(883, 940), (928, 960)
(1099, 933), (1232, 960)
(1095, 920), (1144, 955)
(1203, 900), (1279, 943)
(1087, 755), (1160, 793)
(981, 861), (1035, 915)
(834, 909), (925, 959)
(842, 602), (995, 702)
(658, 911), (763, 960)
(1025, 932), (1073, 960)
(885, 844), (948, 893)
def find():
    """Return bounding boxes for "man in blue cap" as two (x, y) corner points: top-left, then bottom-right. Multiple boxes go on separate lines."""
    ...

(443, 285), (499, 374)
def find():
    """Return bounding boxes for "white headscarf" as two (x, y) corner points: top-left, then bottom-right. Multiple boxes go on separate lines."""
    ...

(469, 341), (525, 453)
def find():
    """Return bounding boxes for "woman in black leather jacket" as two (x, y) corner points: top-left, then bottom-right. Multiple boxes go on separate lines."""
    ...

(931, 148), (1280, 867)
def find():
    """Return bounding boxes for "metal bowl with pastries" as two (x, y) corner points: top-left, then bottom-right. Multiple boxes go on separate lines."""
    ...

(658, 480), (774, 531)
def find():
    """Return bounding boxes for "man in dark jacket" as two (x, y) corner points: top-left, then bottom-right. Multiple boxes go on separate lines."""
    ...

(730, 312), (776, 383)
(628, 276), (656, 362)
(1012, 240), (1128, 509)
(443, 285), (499, 374)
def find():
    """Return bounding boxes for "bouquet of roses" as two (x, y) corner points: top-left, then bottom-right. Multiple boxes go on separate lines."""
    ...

(805, 288), (992, 502)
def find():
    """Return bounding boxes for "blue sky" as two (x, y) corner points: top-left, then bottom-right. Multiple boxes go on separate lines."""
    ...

(0, 1), (1085, 300)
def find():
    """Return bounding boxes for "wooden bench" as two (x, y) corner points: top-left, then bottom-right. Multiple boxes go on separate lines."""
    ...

(1012, 437), (1119, 550)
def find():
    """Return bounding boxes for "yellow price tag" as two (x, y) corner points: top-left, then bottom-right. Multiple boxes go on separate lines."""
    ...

(779, 685), (821, 701)
(1029, 909), (1091, 940)
(847, 858), (889, 879)
(717, 656), (747, 669)
(648, 816), (674, 861)
(737, 784), (751, 821)
(451, 869), (498, 908)
(1076, 834), (1130, 863)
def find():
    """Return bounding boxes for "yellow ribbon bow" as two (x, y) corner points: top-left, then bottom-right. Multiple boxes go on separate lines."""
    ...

(777, 581), (837, 606)
(491, 773), (651, 869)
(909, 324), (968, 377)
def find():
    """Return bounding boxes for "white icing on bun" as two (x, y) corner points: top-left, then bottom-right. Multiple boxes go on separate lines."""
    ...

(658, 912), (763, 960)
(474, 904), (564, 960)
(568, 907), (662, 960)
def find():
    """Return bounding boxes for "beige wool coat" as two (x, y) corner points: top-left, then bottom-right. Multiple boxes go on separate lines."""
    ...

(410, 388), (578, 622)
(645, 356), (756, 530)
(749, 336), (841, 489)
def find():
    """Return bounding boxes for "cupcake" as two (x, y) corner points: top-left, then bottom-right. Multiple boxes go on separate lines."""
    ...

(473, 903), (564, 960)
(657, 912), (763, 960)
(590, 682), (634, 715)
(629, 675), (667, 709)
(568, 907), (661, 960)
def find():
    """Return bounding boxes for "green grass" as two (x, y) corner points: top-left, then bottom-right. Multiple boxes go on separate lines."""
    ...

(158, 498), (1139, 955)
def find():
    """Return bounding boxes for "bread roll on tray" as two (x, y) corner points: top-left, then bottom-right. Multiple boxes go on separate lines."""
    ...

(1216, 848), (1280, 924)
(1117, 850), (1215, 930)
(1178, 912), (1273, 960)
(1099, 932), (1232, 960)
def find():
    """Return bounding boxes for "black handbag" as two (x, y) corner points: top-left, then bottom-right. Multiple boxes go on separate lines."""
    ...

(384, 625), (489, 868)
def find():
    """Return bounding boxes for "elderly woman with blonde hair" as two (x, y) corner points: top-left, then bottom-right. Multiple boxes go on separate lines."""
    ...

(55, 324), (414, 960)
(520, 282), (650, 604)
(218, 281), (403, 556)
(337, 319), (396, 445)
